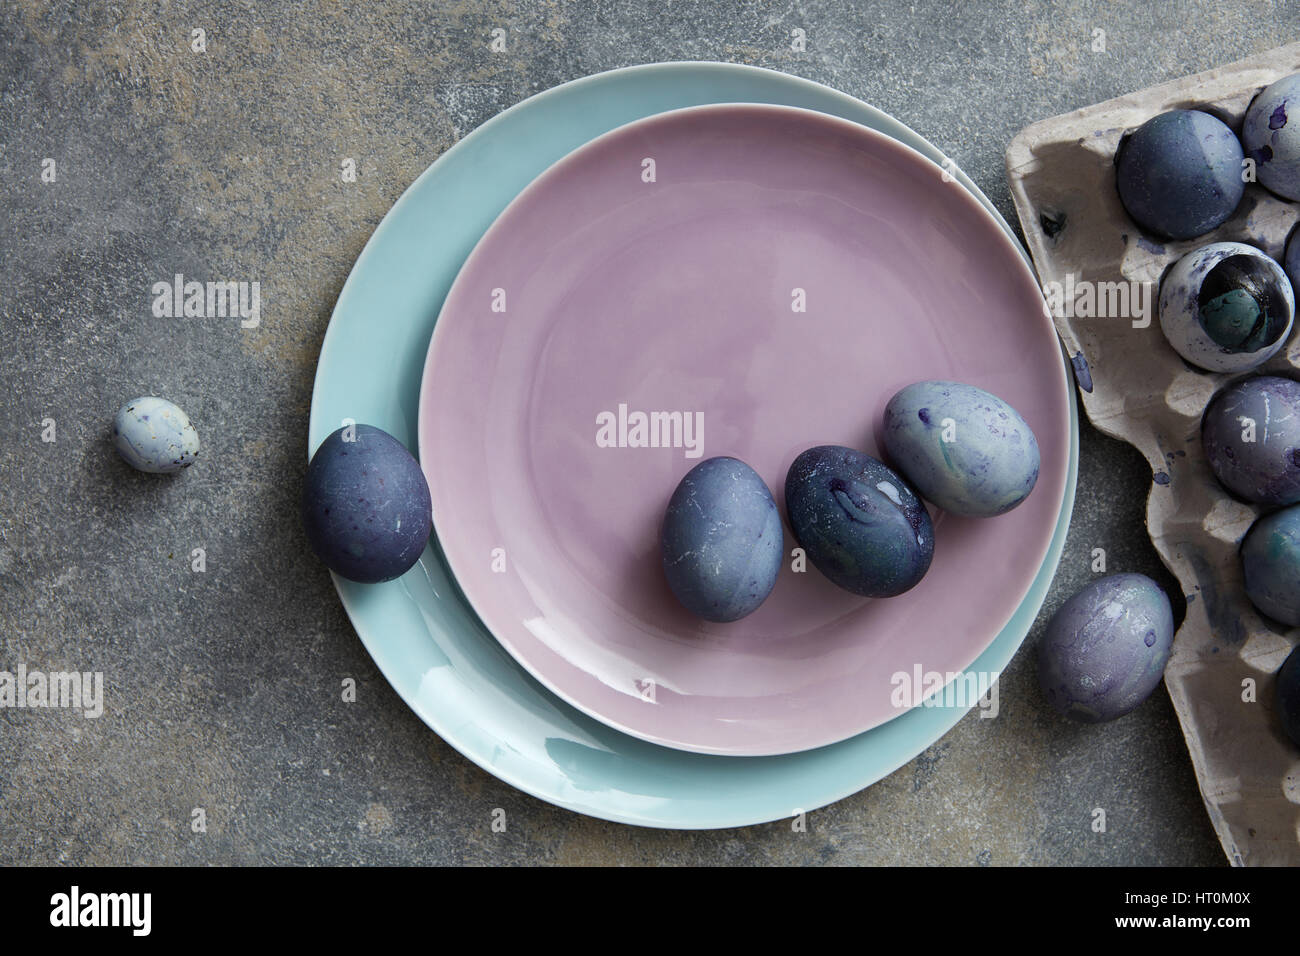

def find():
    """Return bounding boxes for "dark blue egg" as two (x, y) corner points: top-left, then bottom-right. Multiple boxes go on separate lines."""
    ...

(1202, 376), (1300, 507)
(660, 456), (782, 622)
(1037, 573), (1174, 723)
(1241, 503), (1300, 627)
(1277, 645), (1300, 748)
(784, 445), (933, 598)
(1115, 110), (1245, 240)
(302, 424), (432, 583)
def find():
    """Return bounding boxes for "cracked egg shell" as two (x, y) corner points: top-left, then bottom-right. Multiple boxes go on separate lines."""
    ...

(1158, 241), (1294, 373)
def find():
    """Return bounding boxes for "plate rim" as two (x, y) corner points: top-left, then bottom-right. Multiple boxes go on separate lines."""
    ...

(417, 99), (1071, 756)
(308, 60), (1079, 828)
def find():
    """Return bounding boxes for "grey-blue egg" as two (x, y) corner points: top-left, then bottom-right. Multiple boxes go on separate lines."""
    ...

(302, 424), (432, 584)
(1158, 242), (1294, 372)
(1285, 227), (1300, 294)
(1242, 73), (1300, 201)
(1241, 503), (1300, 627)
(1202, 375), (1300, 507)
(784, 445), (933, 598)
(1037, 573), (1174, 723)
(660, 456), (783, 622)
(882, 381), (1039, 517)
(1277, 645), (1300, 748)
(112, 396), (200, 474)
(1115, 109), (1245, 240)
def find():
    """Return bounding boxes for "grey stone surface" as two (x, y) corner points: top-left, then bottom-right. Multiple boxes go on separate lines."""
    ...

(3, 0), (1292, 865)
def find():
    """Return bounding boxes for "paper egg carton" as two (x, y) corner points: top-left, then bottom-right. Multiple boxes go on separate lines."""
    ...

(1006, 42), (1300, 866)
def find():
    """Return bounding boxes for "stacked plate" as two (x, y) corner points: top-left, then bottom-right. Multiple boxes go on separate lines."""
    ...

(307, 62), (1079, 828)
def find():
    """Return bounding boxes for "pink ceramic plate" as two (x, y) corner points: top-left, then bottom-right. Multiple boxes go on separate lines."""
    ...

(419, 104), (1069, 756)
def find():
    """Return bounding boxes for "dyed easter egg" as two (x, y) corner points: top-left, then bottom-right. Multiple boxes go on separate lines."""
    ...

(302, 424), (432, 583)
(660, 456), (782, 622)
(1277, 645), (1300, 748)
(1242, 73), (1300, 201)
(1158, 242), (1294, 372)
(784, 445), (933, 598)
(1202, 375), (1300, 507)
(1115, 109), (1245, 240)
(112, 396), (200, 474)
(882, 380), (1039, 517)
(1037, 573), (1174, 723)
(1241, 503), (1300, 627)
(1285, 227), (1300, 293)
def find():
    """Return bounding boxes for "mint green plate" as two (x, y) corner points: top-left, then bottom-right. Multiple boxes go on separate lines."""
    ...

(307, 62), (1079, 829)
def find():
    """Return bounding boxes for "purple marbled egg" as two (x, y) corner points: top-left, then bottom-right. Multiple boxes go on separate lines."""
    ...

(1037, 573), (1174, 723)
(1202, 375), (1300, 507)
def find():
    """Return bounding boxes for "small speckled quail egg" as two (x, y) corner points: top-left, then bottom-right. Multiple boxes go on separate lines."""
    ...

(1242, 73), (1300, 202)
(1037, 573), (1174, 723)
(1241, 503), (1300, 628)
(660, 456), (783, 622)
(1158, 242), (1294, 372)
(784, 445), (933, 598)
(112, 396), (200, 474)
(882, 380), (1039, 517)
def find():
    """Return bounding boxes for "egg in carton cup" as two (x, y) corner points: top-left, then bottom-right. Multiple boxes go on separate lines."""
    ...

(1006, 41), (1300, 866)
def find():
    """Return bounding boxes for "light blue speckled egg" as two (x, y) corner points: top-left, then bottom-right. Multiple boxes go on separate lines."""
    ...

(112, 397), (200, 474)
(882, 381), (1040, 517)
(1158, 242), (1294, 373)
(1242, 73), (1300, 202)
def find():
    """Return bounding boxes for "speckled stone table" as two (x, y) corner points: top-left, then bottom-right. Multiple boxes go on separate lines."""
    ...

(3, 0), (1293, 865)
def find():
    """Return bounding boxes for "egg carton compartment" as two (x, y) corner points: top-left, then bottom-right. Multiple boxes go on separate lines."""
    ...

(1006, 42), (1300, 866)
